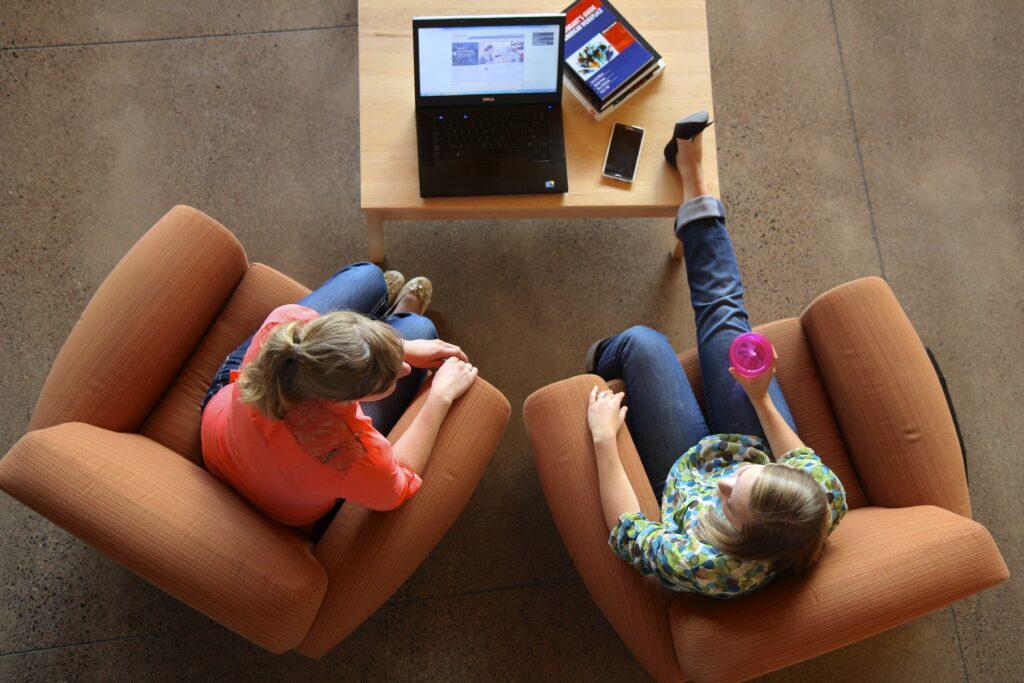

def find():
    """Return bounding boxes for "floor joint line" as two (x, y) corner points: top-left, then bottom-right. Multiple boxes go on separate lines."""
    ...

(829, 0), (886, 280)
(949, 606), (970, 682)
(1, 23), (358, 53)
(390, 577), (577, 605)
(0, 625), (222, 658)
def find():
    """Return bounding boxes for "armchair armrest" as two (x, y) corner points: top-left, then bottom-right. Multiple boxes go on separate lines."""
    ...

(800, 277), (971, 516)
(0, 423), (326, 652)
(31, 206), (248, 433)
(296, 377), (510, 658)
(671, 506), (1009, 683)
(524, 375), (683, 683)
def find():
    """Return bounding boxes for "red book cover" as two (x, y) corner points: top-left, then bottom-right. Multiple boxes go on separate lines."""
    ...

(601, 22), (635, 54)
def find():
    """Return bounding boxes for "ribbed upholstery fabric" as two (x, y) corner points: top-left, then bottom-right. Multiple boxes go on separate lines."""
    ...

(30, 206), (247, 433)
(801, 277), (971, 517)
(0, 423), (328, 652)
(748, 318), (867, 508)
(610, 319), (867, 509)
(298, 378), (511, 657)
(142, 264), (310, 464)
(2, 205), (516, 659)
(524, 375), (684, 683)
(525, 277), (1007, 681)
(671, 506), (1009, 682)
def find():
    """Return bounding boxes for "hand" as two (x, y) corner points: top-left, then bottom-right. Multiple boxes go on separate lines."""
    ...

(403, 339), (469, 369)
(430, 357), (478, 404)
(588, 386), (627, 443)
(728, 348), (778, 401)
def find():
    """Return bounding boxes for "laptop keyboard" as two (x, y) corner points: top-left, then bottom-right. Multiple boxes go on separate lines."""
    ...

(432, 110), (550, 162)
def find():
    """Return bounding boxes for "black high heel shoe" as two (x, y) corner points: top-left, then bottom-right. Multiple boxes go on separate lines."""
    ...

(663, 110), (714, 166)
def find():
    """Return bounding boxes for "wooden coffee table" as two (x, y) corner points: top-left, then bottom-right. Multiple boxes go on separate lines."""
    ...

(357, 0), (718, 262)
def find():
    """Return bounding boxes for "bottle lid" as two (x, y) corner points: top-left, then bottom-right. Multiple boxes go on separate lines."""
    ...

(729, 332), (774, 378)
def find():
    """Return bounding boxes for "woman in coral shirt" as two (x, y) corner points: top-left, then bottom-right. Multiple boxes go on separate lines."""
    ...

(200, 263), (477, 539)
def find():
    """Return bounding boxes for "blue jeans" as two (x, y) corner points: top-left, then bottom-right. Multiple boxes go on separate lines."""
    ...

(592, 197), (796, 500)
(200, 261), (437, 435)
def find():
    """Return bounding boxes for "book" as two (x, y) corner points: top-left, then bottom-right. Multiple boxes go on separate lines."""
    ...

(562, 0), (663, 116)
(564, 59), (665, 120)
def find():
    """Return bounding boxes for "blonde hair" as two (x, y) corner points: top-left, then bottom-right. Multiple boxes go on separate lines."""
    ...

(696, 463), (830, 576)
(237, 311), (404, 420)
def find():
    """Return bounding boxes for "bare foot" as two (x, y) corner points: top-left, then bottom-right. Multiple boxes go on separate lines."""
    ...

(393, 292), (423, 315)
(674, 131), (708, 201)
(674, 130), (703, 170)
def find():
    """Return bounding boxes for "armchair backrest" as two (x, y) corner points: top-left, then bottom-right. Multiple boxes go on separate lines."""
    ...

(141, 264), (309, 464)
(800, 277), (971, 517)
(30, 206), (248, 437)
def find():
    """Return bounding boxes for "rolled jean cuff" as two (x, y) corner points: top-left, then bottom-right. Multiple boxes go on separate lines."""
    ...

(675, 195), (725, 237)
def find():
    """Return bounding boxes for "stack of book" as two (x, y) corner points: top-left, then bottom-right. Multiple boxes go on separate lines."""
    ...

(562, 0), (665, 120)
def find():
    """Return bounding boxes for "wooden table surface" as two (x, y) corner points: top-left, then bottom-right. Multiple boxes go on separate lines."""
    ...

(357, 0), (717, 260)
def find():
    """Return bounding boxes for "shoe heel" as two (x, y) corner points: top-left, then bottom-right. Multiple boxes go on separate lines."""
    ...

(663, 138), (678, 166)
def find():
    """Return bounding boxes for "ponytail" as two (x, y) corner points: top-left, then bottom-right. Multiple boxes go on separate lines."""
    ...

(237, 311), (404, 420)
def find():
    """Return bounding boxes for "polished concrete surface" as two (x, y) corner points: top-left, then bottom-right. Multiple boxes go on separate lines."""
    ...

(1, 1), (1021, 681)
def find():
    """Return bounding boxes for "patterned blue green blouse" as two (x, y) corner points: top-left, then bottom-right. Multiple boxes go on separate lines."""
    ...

(609, 434), (847, 598)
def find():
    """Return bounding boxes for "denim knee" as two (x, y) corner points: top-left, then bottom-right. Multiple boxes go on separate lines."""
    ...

(387, 312), (437, 341)
(339, 262), (387, 294)
(620, 325), (670, 353)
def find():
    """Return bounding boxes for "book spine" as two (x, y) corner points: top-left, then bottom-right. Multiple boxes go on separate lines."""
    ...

(564, 77), (602, 120)
(594, 61), (666, 120)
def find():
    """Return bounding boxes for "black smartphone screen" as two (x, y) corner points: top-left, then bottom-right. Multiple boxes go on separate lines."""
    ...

(604, 124), (644, 181)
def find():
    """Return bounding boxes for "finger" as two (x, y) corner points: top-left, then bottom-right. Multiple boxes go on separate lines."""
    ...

(728, 366), (737, 379)
(435, 340), (467, 360)
(619, 406), (628, 420)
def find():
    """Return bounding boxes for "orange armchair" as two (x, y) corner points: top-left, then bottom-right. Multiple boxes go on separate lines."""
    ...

(0, 206), (511, 656)
(524, 277), (1008, 682)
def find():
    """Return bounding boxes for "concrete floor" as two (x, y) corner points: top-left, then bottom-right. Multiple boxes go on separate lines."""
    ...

(1, 1), (1021, 681)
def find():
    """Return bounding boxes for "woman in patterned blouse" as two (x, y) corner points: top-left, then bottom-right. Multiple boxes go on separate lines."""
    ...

(584, 112), (848, 598)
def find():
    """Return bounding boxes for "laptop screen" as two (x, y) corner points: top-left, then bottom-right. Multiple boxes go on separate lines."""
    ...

(417, 23), (560, 97)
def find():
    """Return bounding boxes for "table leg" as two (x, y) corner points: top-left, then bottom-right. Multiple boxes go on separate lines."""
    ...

(671, 240), (682, 260)
(366, 211), (385, 264)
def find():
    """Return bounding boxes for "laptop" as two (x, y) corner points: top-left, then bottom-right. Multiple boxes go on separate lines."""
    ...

(412, 14), (569, 198)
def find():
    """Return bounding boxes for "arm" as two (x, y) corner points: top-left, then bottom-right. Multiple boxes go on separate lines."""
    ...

(391, 393), (451, 474)
(729, 351), (806, 456)
(392, 357), (478, 474)
(749, 393), (805, 456)
(588, 387), (642, 531)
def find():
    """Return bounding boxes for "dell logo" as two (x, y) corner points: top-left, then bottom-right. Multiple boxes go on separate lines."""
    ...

(482, 97), (495, 102)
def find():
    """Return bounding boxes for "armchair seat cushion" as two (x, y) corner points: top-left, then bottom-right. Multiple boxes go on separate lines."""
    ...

(670, 506), (1009, 682)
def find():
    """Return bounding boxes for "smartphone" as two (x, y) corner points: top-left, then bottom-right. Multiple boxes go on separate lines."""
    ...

(602, 123), (645, 183)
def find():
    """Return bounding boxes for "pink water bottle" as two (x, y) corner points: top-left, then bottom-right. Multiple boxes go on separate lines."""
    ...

(729, 332), (774, 378)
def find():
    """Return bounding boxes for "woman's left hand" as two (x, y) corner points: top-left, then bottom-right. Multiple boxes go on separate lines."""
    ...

(587, 386), (628, 443)
(403, 339), (469, 369)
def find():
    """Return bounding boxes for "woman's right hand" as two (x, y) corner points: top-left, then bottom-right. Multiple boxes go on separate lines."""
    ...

(430, 357), (478, 405)
(588, 386), (627, 443)
(728, 348), (778, 401)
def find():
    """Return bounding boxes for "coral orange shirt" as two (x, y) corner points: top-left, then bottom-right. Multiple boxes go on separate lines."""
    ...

(201, 304), (422, 526)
